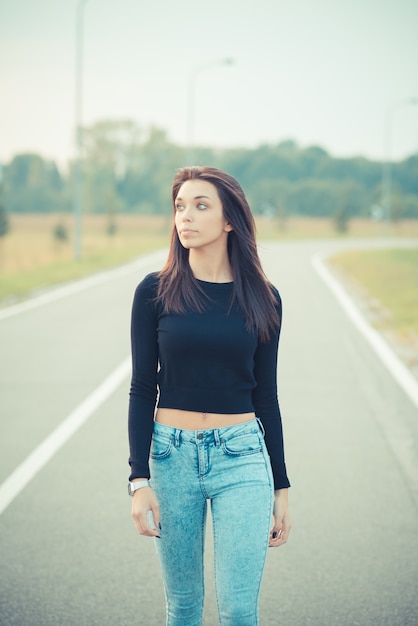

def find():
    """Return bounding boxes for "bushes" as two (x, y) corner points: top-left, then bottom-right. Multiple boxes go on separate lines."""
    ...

(2, 122), (417, 222)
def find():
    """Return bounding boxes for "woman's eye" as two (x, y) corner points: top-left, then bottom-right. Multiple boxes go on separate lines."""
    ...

(175, 202), (207, 211)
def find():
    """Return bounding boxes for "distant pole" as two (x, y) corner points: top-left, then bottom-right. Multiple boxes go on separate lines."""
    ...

(382, 97), (418, 225)
(73, 0), (89, 261)
(186, 58), (234, 165)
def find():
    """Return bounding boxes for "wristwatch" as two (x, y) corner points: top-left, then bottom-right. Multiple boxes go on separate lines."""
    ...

(128, 480), (150, 496)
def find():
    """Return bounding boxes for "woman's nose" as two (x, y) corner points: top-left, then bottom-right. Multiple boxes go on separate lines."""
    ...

(182, 208), (192, 221)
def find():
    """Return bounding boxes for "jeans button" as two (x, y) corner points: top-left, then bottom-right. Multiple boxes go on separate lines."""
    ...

(197, 433), (204, 440)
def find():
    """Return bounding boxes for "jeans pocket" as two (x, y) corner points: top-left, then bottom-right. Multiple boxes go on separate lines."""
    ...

(150, 433), (173, 459)
(221, 432), (262, 457)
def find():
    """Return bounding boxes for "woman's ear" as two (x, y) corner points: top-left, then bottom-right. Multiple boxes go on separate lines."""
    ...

(224, 222), (233, 232)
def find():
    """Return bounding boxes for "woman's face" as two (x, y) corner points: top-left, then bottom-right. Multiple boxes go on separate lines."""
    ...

(174, 179), (232, 251)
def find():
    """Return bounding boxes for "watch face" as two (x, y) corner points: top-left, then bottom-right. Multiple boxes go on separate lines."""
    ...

(128, 483), (134, 496)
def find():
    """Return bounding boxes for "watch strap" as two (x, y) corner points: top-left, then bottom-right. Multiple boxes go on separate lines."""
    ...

(128, 480), (150, 495)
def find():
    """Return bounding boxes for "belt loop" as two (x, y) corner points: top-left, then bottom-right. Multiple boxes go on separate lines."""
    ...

(256, 417), (265, 438)
(214, 429), (220, 446)
(174, 428), (181, 447)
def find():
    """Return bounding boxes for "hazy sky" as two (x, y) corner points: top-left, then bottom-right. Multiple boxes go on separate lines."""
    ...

(1, 0), (417, 167)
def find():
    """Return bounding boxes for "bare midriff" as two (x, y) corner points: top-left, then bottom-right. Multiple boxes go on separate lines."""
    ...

(155, 408), (256, 430)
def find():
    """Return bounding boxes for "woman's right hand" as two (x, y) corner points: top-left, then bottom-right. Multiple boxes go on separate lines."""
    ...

(131, 486), (161, 537)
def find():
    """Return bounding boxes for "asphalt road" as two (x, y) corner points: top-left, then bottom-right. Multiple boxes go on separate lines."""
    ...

(1, 240), (417, 626)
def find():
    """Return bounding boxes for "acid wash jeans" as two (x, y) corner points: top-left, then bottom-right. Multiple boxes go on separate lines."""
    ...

(149, 418), (274, 626)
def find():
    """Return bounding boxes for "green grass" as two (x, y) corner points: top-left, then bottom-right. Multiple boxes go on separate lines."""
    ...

(1, 214), (418, 310)
(329, 247), (418, 337)
(0, 234), (169, 303)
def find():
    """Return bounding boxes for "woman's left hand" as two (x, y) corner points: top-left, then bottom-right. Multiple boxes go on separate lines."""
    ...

(269, 488), (291, 547)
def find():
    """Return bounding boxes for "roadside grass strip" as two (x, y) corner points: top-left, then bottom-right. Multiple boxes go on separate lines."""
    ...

(329, 247), (418, 336)
(311, 251), (418, 410)
(0, 249), (167, 321)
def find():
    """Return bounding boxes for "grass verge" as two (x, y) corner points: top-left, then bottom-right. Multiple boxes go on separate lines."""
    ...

(0, 214), (171, 303)
(0, 240), (168, 302)
(1, 214), (418, 304)
(329, 247), (418, 336)
(329, 247), (418, 376)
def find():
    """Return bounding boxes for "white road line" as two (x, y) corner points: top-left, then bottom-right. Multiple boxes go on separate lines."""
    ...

(0, 357), (131, 516)
(311, 252), (418, 410)
(0, 249), (167, 322)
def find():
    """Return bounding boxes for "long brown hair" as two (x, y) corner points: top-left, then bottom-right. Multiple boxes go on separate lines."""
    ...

(157, 166), (280, 342)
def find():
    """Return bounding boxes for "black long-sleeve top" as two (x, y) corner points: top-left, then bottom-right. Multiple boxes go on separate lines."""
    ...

(128, 272), (290, 490)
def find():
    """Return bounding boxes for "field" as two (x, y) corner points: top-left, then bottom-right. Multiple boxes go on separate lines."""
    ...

(0, 214), (172, 302)
(1, 213), (418, 306)
(2, 214), (418, 300)
(1, 213), (417, 375)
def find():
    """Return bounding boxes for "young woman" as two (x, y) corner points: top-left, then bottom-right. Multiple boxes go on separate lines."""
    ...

(128, 166), (291, 626)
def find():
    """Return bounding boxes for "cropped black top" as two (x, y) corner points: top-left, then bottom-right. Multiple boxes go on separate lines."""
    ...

(128, 272), (290, 490)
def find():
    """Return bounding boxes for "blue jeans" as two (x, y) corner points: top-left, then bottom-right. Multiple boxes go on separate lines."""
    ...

(149, 419), (274, 626)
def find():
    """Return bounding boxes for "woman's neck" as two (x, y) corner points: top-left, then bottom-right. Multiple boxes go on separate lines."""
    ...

(188, 250), (233, 283)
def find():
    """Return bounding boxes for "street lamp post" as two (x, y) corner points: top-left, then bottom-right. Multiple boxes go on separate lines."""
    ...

(73, 0), (90, 261)
(187, 58), (234, 164)
(382, 97), (418, 225)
